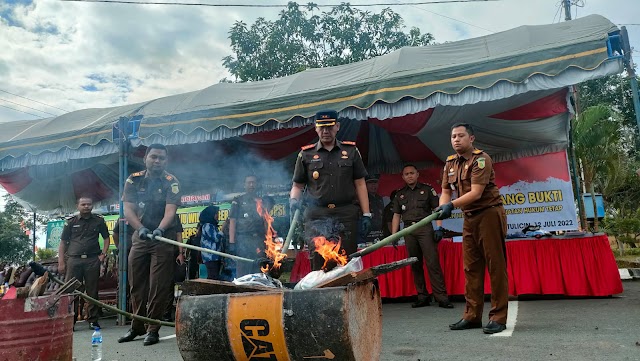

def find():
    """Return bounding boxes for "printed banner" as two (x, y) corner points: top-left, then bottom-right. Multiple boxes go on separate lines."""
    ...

(440, 151), (578, 233)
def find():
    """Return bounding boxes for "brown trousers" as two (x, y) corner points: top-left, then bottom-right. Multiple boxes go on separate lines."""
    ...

(462, 206), (508, 324)
(128, 232), (175, 334)
(304, 204), (359, 271)
(65, 256), (100, 323)
(404, 225), (449, 303)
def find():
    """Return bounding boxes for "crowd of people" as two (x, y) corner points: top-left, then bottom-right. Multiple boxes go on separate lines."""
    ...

(56, 109), (510, 346)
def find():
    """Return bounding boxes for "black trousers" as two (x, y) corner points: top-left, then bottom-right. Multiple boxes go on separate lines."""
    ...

(304, 204), (359, 271)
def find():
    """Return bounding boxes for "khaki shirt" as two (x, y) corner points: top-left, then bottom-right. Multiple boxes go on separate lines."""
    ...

(61, 214), (109, 256)
(391, 182), (439, 222)
(441, 149), (502, 213)
(230, 193), (274, 235)
(292, 140), (367, 206)
(122, 170), (182, 230)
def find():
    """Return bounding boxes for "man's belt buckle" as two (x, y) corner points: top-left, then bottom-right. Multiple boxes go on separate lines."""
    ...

(80, 254), (88, 259)
(327, 203), (336, 209)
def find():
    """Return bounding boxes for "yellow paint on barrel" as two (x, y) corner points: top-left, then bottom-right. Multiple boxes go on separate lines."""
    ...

(227, 292), (291, 361)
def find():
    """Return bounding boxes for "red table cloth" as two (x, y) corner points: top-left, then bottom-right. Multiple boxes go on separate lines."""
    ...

(289, 234), (623, 298)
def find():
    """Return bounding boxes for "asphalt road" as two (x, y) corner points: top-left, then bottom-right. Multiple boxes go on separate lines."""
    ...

(73, 281), (640, 361)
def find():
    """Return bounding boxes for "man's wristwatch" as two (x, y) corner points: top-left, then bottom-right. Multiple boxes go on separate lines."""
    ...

(363, 213), (373, 218)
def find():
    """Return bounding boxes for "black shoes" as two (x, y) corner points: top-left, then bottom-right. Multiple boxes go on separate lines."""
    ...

(143, 331), (160, 346)
(411, 298), (431, 308)
(482, 320), (506, 334)
(118, 329), (145, 343)
(438, 301), (454, 309)
(449, 319), (483, 330)
(89, 322), (101, 330)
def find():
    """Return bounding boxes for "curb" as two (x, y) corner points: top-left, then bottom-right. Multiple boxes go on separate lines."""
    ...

(619, 268), (640, 280)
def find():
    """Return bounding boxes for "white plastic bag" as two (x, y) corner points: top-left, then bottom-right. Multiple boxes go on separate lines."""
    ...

(294, 257), (363, 290)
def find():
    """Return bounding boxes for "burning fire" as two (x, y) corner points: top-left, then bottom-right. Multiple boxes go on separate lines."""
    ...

(313, 236), (348, 271)
(256, 199), (287, 273)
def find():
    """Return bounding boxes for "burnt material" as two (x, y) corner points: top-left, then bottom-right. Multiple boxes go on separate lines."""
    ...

(176, 282), (382, 361)
(180, 278), (275, 296)
(316, 257), (418, 289)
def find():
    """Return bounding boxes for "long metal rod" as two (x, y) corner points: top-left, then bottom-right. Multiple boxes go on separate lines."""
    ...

(282, 209), (300, 253)
(151, 235), (256, 263)
(349, 212), (441, 258)
(117, 117), (127, 327)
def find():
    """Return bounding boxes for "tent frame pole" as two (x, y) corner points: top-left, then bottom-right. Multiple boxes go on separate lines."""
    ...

(117, 117), (130, 327)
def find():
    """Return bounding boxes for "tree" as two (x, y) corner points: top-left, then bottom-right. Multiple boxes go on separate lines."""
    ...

(222, 2), (434, 82)
(573, 105), (625, 232)
(0, 195), (50, 265)
(35, 248), (58, 261)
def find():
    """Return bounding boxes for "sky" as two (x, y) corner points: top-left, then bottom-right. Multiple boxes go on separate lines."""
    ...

(0, 0), (638, 123)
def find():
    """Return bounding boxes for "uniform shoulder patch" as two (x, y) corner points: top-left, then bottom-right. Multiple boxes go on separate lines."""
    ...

(341, 141), (356, 146)
(166, 175), (173, 181)
(301, 144), (315, 150)
(131, 170), (146, 177)
(472, 149), (483, 155)
(446, 154), (457, 161)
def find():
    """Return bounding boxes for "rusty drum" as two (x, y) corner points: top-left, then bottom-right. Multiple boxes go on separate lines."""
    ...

(176, 281), (382, 361)
(0, 294), (74, 361)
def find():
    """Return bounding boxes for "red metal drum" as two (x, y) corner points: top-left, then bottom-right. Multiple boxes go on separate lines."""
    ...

(0, 294), (74, 361)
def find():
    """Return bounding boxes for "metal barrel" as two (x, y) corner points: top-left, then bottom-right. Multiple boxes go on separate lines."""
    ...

(0, 294), (74, 361)
(176, 282), (382, 361)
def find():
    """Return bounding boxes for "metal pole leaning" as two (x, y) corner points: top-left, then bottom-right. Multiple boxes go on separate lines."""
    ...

(348, 211), (441, 259)
(150, 235), (256, 263)
(281, 209), (301, 254)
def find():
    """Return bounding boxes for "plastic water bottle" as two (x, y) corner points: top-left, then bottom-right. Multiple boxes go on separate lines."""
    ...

(91, 328), (102, 361)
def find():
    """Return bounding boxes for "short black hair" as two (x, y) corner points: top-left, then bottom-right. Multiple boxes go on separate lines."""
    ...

(144, 144), (168, 157)
(451, 123), (474, 136)
(77, 195), (93, 204)
(245, 174), (258, 182)
(402, 164), (418, 172)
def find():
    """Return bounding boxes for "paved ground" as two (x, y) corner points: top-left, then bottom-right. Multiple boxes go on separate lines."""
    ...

(73, 281), (640, 360)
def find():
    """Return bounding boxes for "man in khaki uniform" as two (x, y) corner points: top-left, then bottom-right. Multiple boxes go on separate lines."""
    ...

(391, 164), (453, 309)
(118, 144), (182, 346)
(436, 123), (508, 334)
(290, 110), (371, 271)
(58, 196), (111, 330)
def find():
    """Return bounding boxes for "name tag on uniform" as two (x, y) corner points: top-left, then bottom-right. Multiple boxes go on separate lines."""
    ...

(310, 158), (321, 163)
(448, 172), (455, 176)
(73, 225), (81, 228)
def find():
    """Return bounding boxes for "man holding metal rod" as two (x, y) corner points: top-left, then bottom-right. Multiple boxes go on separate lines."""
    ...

(290, 110), (371, 271)
(118, 143), (182, 346)
(436, 123), (508, 335)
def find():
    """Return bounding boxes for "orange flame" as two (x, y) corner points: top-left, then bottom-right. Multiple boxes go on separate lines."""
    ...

(312, 236), (348, 270)
(256, 199), (287, 273)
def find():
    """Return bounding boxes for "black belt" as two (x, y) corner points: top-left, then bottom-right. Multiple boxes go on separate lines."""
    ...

(463, 204), (500, 217)
(68, 253), (100, 259)
(309, 202), (352, 209)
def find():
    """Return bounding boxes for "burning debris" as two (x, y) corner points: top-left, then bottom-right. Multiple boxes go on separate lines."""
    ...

(256, 199), (287, 275)
(312, 236), (348, 272)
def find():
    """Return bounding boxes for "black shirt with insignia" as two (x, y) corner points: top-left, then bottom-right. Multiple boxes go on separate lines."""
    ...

(292, 140), (368, 206)
(61, 214), (110, 256)
(122, 170), (182, 231)
(391, 182), (439, 223)
(229, 193), (274, 236)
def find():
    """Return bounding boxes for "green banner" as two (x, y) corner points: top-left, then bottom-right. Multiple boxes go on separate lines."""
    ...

(46, 199), (289, 250)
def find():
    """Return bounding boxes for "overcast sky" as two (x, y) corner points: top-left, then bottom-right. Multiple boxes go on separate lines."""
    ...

(0, 0), (638, 123)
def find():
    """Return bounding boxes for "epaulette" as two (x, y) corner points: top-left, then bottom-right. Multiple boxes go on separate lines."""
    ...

(131, 170), (146, 177)
(165, 174), (174, 181)
(446, 154), (457, 161)
(341, 141), (356, 146)
(472, 149), (483, 155)
(65, 215), (76, 221)
(301, 144), (315, 150)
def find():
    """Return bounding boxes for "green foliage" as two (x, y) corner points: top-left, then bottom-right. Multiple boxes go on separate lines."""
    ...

(0, 195), (50, 265)
(222, 2), (434, 82)
(35, 248), (58, 261)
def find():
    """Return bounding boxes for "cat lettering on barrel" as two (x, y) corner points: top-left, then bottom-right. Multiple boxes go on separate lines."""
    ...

(240, 319), (278, 361)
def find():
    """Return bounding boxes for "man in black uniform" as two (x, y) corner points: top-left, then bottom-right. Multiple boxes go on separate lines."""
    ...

(118, 144), (182, 346)
(290, 110), (371, 270)
(229, 175), (274, 277)
(359, 175), (384, 244)
(391, 164), (453, 309)
(58, 196), (111, 329)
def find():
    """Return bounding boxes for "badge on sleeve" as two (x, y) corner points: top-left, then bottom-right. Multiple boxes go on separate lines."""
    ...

(171, 183), (180, 194)
(477, 158), (486, 169)
(431, 188), (437, 196)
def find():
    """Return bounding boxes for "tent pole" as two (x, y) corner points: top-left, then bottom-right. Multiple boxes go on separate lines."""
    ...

(117, 117), (128, 327)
